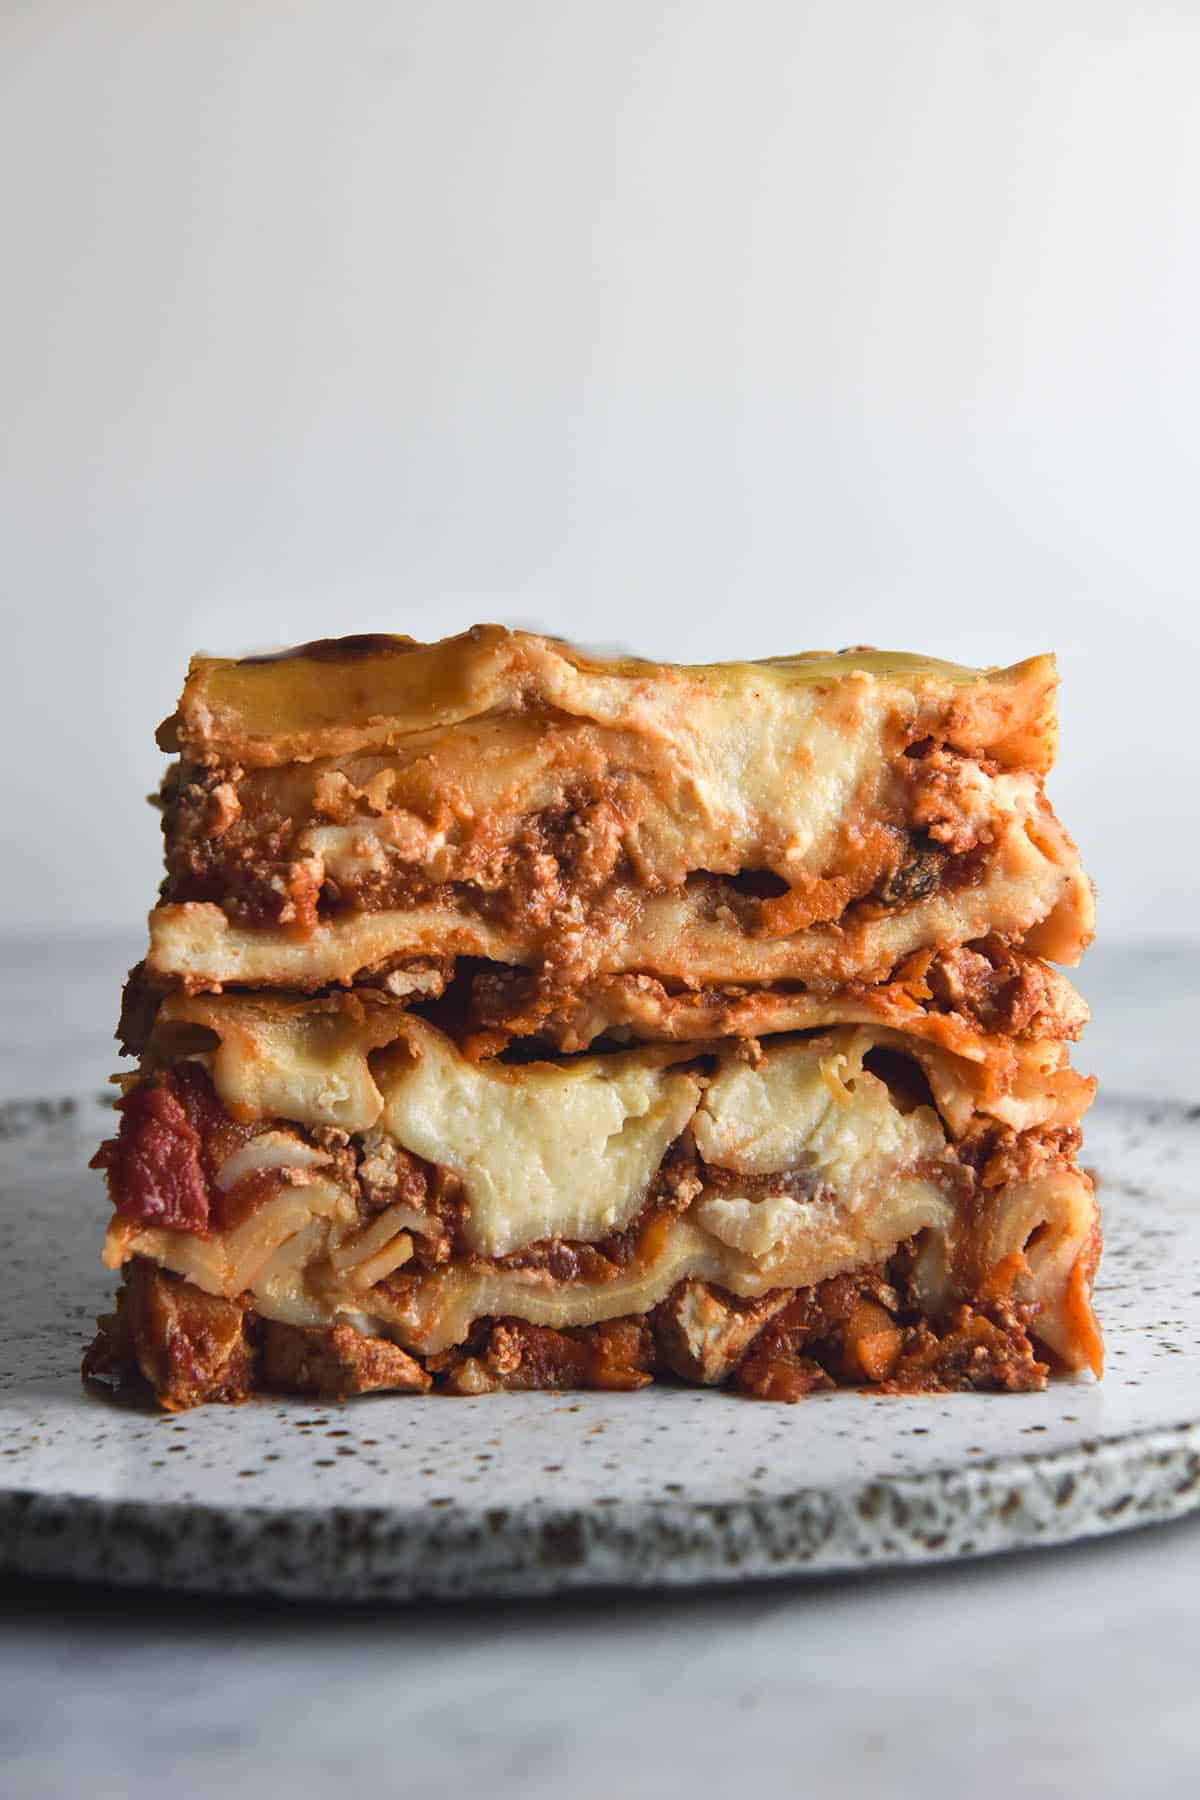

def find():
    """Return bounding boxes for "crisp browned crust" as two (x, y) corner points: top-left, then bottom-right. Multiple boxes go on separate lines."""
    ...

(259, 1320), (431, 1398)
(84, 1257), (1057, 1410)
(83, 1259), (255, 1410)
(432, 1317), (657, 1395)
(733, 1274), (1047, 1400)
(651, 1281), (793, 1385)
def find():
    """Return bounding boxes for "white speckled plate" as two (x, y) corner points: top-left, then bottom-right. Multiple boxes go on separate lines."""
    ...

(1, 1091), (1198, 1599)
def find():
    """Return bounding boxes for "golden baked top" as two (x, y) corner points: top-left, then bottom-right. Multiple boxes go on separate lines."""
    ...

(158, 624), (1058, 774)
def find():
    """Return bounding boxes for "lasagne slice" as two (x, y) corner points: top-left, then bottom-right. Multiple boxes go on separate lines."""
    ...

(149, 628), (1093, 997)
(85, 993), (1101, 1410)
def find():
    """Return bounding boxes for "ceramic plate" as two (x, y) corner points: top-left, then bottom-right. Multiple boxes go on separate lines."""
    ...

(1, 1091), (1197, 1599)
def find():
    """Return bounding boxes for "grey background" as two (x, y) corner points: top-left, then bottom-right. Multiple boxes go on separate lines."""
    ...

(3, 14), (1199, 1791)
(4, 1), (1198, 939)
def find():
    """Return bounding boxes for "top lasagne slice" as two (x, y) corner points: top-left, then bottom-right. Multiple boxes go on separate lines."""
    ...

(148, 627), (1093, 994)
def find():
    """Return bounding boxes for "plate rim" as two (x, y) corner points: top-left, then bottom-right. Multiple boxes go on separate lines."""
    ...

(3, 1413), (1198, 1600)
(3, 1085), (1198, 1600)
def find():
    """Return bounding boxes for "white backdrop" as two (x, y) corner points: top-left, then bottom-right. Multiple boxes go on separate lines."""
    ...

(4, 1), (1198, 938)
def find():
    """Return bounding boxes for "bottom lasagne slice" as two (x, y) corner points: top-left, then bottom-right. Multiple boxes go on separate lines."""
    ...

(85, 999), (1101, 1409)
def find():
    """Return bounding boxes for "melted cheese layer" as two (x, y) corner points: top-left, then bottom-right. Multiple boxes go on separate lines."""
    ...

(693, 1034), (943, 1180)
(148, 991), (1094, 1151)
(376, 1028), (701, 1257)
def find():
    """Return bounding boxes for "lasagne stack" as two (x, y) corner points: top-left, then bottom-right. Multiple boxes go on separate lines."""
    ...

(86, 627), (1101, 1409)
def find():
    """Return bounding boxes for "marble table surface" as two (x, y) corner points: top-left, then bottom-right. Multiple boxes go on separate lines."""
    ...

(3, 931), (1199, 1800)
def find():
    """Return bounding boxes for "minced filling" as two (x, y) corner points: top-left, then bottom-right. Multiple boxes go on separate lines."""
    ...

(145, 800), (1092, 994)
(457, 931), (1090, 1056)
(158, 739), (1035, 941)
(85, 1251), (1061, 1410)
